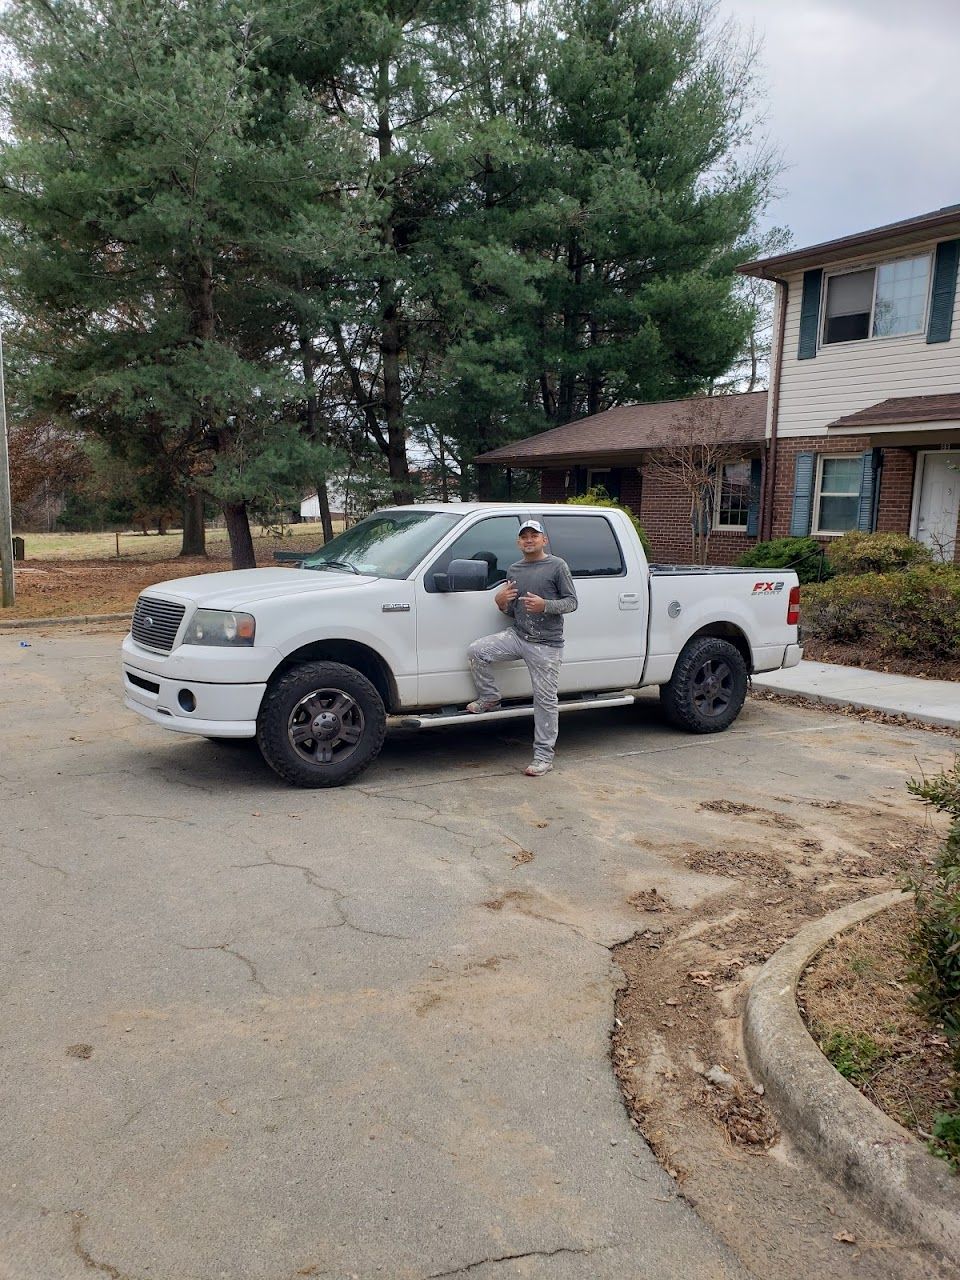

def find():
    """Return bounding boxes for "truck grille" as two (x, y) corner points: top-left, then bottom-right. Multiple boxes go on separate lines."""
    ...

(131, 596), (185, 652)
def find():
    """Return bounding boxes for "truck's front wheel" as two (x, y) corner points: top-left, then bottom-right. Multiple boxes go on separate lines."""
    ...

(257, 661), (386, 788)
(659, 636), (748, 734)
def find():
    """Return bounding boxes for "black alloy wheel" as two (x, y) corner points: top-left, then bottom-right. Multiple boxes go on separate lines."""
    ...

(659, 636), (748, 734)
(257, 661), (386, 787)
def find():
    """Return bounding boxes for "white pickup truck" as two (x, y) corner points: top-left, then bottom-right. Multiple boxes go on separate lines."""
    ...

(121, 503), (802, 787)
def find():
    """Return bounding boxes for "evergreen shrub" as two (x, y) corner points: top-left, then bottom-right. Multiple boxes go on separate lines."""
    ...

(566, 486), (650, 554)
(803, 567), (960, 659)
(907, 758), (960, 1168)
(829, 530), (932, 575)
(736, 536), (830, 584)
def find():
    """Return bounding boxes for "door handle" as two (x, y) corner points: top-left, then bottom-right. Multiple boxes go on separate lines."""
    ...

(618, 592), (641, 611)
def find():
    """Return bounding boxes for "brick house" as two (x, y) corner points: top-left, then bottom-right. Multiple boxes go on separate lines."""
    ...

(477, 204), (960, 564)
(475, 392), (767, 564)
(738, 204), (960, 561)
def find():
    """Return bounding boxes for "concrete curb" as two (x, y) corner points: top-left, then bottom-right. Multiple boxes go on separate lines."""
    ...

(744, 889), (960, 1266)
(750, 680), (960, 731)
(0, 612), (129, 631)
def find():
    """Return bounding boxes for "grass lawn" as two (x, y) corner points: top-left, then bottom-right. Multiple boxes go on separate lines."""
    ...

(11, 522), (336, 562)
(1, 523), (342, 621)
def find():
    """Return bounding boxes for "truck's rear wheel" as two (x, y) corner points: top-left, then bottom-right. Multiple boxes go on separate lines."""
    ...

(659, 636), (748, 734)
(257, 661), (386, 788)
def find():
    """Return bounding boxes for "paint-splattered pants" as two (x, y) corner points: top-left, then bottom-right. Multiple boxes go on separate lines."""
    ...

(467, 629), (563, 764)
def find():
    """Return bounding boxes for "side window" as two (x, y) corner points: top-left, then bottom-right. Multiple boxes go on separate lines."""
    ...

(542, 514), (625, 577)
(425, 515), (521, 591)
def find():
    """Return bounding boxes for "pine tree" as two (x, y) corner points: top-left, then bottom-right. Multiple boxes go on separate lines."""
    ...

(0, 0), (350, 565)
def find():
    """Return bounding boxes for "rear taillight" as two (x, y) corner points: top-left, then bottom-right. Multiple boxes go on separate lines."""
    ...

(787, 585), (801, 627)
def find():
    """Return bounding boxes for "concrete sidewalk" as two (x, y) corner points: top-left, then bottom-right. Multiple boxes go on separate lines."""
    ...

(753, 659), (960, 730)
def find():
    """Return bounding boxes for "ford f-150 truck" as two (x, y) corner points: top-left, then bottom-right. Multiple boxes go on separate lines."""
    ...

(121, 503), (802, 787)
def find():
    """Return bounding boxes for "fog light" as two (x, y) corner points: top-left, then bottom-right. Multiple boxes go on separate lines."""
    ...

(178, 688), (197, 713)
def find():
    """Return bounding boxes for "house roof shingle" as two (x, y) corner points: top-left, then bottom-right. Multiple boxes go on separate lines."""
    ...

(475, 392), (767, 466)
(827, 393), (960, 430)
(738, 204), (960, 279)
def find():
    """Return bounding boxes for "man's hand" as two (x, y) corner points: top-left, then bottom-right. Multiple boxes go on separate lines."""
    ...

(520, 592), (546, 614)
(495, 580), (518, 611)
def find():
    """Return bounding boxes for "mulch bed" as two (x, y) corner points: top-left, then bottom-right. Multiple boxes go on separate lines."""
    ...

(799, 902), (955, 1144)
(803, 638), (960, 683)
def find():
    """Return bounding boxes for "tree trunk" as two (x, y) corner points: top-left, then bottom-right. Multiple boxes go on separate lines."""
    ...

(316, 479), (334, 543)
(382, 299), (412, 503)
(298, 335), (335, 543)
(223, 501), (256, 569)
(376, 57), (412, 505)
(558, 236), (584, 425)
(587, 316), (602, 416)
(477, 463), (494, 501)
(179, 489), (206, 557)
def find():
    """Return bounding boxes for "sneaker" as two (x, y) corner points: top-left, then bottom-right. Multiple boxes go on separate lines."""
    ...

(465, 698), (501, 714)
(524, 761), (553, 777)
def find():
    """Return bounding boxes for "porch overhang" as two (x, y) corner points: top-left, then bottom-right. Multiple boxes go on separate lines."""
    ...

(824, 424), (960, 445)
(826, 393), (960, 436)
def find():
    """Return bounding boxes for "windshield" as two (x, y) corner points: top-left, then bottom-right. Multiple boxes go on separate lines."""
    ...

(300, 510), (464, 579)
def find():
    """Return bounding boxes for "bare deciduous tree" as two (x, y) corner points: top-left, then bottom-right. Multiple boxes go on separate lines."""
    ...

(647, 398), (753, 563)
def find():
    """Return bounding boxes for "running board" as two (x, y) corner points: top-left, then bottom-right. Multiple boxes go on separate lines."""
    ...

(395, 692), (636, 730)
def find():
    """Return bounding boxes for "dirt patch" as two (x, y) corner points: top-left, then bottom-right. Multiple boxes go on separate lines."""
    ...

(803, 637), (960, 683)
(611, 807), (948, 1278)
(799, 902), (954, 1141)
(698, 799), (801, 830)
(2, 535), (323, 622)
(627, 887), (670, 913)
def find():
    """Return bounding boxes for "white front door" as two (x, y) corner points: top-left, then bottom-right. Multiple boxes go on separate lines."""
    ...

(915, 451), (960, 560)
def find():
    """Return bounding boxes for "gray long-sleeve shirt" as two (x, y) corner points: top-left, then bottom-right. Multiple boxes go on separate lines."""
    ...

(502, 554), (578, 648)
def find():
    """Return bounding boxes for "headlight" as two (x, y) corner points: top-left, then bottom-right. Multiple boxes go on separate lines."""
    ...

(183, 609), (256, 647)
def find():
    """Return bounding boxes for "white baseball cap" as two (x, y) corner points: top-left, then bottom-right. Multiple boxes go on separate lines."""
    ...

(518, 519), (544, 534)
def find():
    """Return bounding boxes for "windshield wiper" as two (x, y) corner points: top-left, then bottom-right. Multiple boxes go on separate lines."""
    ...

(307, 558), (361, 575)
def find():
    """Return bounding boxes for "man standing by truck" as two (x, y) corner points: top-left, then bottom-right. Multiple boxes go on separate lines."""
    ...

(465, 519), (578, 776)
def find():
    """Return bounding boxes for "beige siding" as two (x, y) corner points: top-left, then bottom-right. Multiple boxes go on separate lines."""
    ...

(774, 236), (960, 439)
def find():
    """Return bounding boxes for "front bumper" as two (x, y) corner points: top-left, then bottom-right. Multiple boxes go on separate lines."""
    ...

(122, 663), (263, 738)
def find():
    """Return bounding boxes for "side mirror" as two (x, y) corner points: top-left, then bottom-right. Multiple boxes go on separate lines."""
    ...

(447, 558), (489, 591)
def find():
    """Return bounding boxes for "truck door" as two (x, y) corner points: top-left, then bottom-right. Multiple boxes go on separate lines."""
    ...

(414, 514), (524, 707)
(540, 512), (645, 690)
(414, 511), (644, 708)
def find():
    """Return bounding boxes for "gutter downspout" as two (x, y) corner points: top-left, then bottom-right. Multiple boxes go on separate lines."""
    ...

(761, 276), (789, 542)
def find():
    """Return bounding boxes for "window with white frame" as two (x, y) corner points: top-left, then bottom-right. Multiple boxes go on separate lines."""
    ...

(713, 460), (751, 530)
(822, 254), (931, 345)
(813, 455), (861, 534)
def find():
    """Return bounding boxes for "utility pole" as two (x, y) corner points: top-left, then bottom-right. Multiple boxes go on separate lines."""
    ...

(0, 329), (14, 607)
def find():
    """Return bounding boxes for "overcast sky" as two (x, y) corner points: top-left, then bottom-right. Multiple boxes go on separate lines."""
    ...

(717, 0), (960, 251)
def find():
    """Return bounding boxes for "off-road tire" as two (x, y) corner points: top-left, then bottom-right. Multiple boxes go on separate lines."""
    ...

(256, 661), (386, 788)
(659, 636), (748, 734)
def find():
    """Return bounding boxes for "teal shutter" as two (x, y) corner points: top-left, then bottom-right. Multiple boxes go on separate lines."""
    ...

(789, 453), (816, 536)
(797, 269), (823, 359)
(746, 457), (763, 536)
(928, 239), (959, 343)
(856, 448), (880, 532)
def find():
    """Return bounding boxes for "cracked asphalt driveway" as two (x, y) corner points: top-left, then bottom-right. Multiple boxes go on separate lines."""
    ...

(1, 630), (954, 1280)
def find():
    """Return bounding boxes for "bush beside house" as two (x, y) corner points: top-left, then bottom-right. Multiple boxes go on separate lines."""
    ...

(828, 531), (933, 575)
(802, 566), (960, 661)
(908, 758), (960, 1168)
(737, 536), (831, 584)
(566, 486), (651, 554)
(745, 531), (960, 672)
